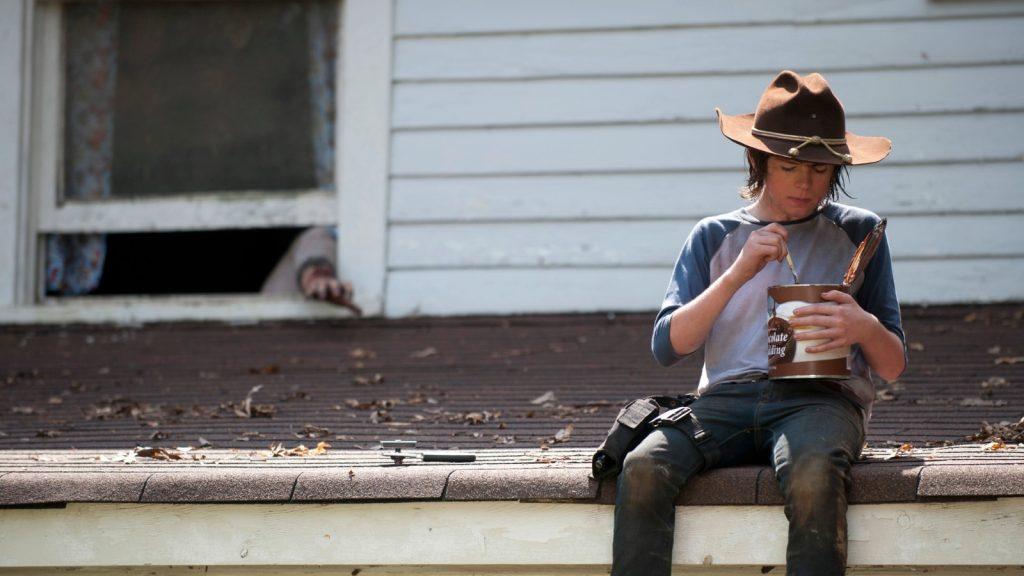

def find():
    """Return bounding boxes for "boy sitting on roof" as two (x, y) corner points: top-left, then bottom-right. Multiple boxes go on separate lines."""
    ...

(612, 71), (908, 576)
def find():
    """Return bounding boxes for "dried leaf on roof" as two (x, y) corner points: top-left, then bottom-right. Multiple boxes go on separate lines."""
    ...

(352, 373), (385, 386)
(345, 398), (400, 411)
(369, 410), (392, 424)
(279, 389), (310, 402)
(409, 347), (437, 359)
(553, 423), (575, 443)
(136, 447), (184, 461)
(967, 417), (1024, 443)
(248, 364), (280, 375)
(883, 443), (914, 460)
(531, 391), (557, 405)
(36, 429), (62, 438)
(960, 398), (1008, 407)
(349, 348), (376, 359)
(493, 434), (516, 444)
(296, 424), (331, 439)
(981, 377), (1009, 389)
(995, 356), (1024, 365)
(454, 410), (500, 425)
(982, 439), (1008, 452)
(234, 430), (262, 442)
(233, 385), (276, 418)
(908, 342), (925, 351)
(268, 442), (319, 457)
(405, 392), (438, 405)
(87, 397), (164, 421)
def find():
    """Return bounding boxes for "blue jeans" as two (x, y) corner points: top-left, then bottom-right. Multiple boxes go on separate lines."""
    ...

(611, 378), (866, 576)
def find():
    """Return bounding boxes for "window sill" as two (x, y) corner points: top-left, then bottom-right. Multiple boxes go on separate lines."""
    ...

(0, 294), (359, 325)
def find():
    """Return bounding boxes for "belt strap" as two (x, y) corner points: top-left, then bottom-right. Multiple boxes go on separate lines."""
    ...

(650, 406), (720, 468)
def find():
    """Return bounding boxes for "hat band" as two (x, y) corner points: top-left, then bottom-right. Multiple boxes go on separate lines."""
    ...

(751, 127), (853, 164)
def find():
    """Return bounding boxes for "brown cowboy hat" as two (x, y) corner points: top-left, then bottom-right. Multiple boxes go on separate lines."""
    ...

(716, 70), (891, 166)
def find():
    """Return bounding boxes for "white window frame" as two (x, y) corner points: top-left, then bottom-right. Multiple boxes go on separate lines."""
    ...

(0, 0), (392, 323)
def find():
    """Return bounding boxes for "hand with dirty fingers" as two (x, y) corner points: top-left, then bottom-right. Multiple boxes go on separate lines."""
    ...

(300, 265), (362, 316)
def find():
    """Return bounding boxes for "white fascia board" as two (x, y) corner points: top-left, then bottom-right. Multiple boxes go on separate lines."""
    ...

(0, 499), (1022, 568)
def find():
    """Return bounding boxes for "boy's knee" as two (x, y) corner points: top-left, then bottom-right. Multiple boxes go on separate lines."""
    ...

(781, 451), (852, 513)
(617, 450), (676, 510)
(621, 450), (666, 485)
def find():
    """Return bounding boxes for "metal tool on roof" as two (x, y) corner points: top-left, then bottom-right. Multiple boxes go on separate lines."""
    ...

(380, 440), (476, 465)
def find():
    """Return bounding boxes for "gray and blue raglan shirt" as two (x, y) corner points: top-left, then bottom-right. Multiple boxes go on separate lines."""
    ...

(651, 202), (906, 421)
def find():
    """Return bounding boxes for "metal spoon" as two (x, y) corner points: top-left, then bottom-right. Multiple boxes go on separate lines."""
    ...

(783, 242), (799, 284)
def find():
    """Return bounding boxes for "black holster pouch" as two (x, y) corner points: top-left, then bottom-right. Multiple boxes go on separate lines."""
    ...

(591, 393), (703, 481)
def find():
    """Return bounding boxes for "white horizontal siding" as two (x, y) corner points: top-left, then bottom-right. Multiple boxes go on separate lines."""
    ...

(395, 17), (1024, 80)
(389, 214), (1024, 269)
(391, 163), (1024, 223)
(394, 65), (1024, 129)
(386, 258), (1024, 317)
(393, 112), (1024, 176)
(385, 4), (1024, 315)
(396, 0), (1024, 35)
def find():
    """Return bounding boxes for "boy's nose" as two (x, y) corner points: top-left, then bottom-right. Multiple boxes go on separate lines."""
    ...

(796, 170), (812, 188)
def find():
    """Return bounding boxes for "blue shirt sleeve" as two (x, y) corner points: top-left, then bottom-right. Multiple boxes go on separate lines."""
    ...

(652, 220), (713, 367)
(855, 231), (909, 378)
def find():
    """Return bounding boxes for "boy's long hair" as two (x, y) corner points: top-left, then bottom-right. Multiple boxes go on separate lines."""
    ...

(739, 148), (852, 202)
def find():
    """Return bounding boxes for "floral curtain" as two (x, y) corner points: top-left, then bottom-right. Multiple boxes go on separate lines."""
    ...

(45, 3), (118, 295)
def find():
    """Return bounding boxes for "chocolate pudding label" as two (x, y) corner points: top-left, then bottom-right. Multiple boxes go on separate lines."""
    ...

(768, 285), (851, 379)
(767, 316), (796, 363)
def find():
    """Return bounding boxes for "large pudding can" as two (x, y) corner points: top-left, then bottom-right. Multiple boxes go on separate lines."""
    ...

(767, 284), (851, 380)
